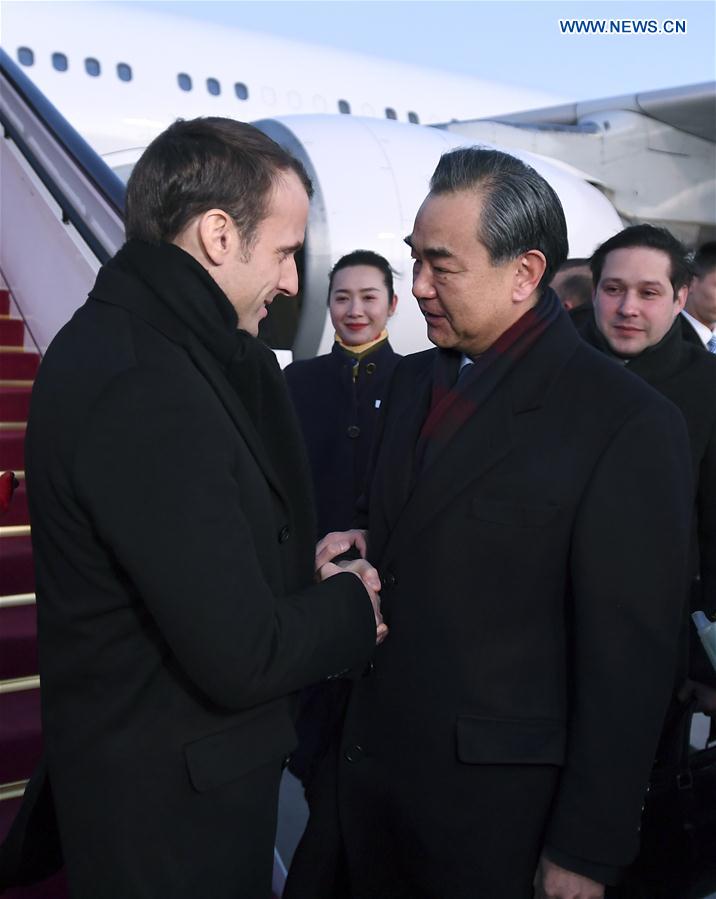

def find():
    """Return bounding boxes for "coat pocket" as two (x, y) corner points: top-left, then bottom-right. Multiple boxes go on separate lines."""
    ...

(456, 715), (566, 765)
(184, 708), (297, 793)
(469, 498), (561, 528)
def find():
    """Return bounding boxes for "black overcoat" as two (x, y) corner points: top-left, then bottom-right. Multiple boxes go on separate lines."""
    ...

(286, 310), (693, 898)
(19, 244), (375, 898)
(285, 341), (400, 536)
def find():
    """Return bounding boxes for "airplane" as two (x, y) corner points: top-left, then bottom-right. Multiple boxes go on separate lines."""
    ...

(1, 2), (714, 360)
(1, 6), (715, 897)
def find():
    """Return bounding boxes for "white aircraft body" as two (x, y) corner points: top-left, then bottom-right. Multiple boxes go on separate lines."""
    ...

(2, 1), (711, 361)
(1, 2), (560, 156)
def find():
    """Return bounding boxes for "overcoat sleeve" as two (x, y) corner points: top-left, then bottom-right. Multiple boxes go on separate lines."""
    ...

(73, 366), (376, 710)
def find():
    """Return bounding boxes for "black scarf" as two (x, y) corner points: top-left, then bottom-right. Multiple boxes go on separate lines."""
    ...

(415, 288), (562, 474)
(580, 312), (687, 384)
(92, 240), (318, 552)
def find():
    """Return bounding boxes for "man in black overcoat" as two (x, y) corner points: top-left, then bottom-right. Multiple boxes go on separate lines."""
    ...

(6, 119), (384, 898)
(574, 225), (716, 895)
(285, 149), (693, 899)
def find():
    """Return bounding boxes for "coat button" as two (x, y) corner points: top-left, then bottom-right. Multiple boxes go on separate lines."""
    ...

(365, 362), (376, 375)
(282, 754), (291, 770)
(363, 660), (375, 676)
(347, 425), (361, 438)
(383, 571), (396, 587)
(344, 744), (365, 763)
(278, 526), (290, 543)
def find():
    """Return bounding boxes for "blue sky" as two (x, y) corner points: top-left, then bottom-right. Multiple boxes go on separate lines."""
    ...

(130, 0), (715, 100)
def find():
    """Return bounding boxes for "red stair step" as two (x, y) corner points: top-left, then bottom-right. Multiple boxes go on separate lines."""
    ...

(0, 429), (26, 470)
(0, 688), (43, 784)
(0, 604), (38, 679)
(0, 352), (39, 380)
(0, 388), (31, 422)
(0, 289), (10, 315)
(0, 320), (24, 346)
(0, 536), (35, 594)
(3, 481), (29, 526)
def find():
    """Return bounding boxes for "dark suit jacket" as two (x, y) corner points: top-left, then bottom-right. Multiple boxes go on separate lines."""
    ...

(579, 315), (716, 682)
(285, 340), (400, 537)
(19, 245), (375, 898)
(680, 312), (707, 348)
(286, 311), (692, 899)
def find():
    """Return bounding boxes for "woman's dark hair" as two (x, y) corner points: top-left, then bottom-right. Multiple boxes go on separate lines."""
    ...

(125, 117), (312, 251)
(328, 250), (396, 300)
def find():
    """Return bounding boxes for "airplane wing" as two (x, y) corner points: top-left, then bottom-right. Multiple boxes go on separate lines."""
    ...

(438, 82), (716, 247)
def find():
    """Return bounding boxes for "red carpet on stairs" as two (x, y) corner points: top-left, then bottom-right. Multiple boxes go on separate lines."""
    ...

(1, 287), (68, 897)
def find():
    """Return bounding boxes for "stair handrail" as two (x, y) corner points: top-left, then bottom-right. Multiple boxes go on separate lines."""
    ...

(0, 48), (125, 263)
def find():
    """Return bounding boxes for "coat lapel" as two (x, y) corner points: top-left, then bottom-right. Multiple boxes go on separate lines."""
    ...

(89, 283), (290, 509)
(380, 382), (514, 567)
(377, 315), (580, 567)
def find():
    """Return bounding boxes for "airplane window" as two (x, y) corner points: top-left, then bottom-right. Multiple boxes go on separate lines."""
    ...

(17, 47), (34, 67)
(52, 53), (68, 72)
(85, 58), (101, 77)
(207, 78), (221, 96)
(408, 111), (420, 124)
(235, 82), (249, 100)
(262, 86), (276, 106)
(385, 107), (397, 120)
(312, 95), (327, 112)
(178, 73), (192, 91)
(287, 90), (301, 109)
(338, 99), (351, 115)
(117, 63), (132, 82)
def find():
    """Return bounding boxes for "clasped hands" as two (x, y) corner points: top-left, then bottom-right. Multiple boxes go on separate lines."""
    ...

(315, 529), (387, 645)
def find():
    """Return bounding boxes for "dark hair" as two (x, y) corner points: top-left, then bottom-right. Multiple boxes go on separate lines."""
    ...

(429, 147), (568, 288)
(556, 258), (590, 273)
(327, 250), (396, 299)
(693, 241), (716, 279)
(125, 117), (313, 250)
(560, 274), (593, 308)
(590, 225), (692, 293)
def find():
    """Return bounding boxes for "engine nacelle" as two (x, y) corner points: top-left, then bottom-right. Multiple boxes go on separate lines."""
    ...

(254, 115), (623, 359)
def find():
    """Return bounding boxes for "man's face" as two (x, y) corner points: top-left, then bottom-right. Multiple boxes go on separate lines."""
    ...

(222, 170), (309, 336)
(408, 189), (524, 357)
(593, 247), (687, 357)
(687, 269), (716, 329)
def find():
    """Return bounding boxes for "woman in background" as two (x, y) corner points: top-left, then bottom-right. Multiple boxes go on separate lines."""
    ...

(285, 249), (400, 538)
(284, 249), (400, 788)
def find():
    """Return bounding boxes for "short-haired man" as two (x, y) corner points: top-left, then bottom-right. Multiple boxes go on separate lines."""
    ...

(576, 224), (716, 893)
(285, 150), (692, 899)
(682, 241), (716, 351)
(9, 118), (383, 898)
(584, 224), (715, 619)
(550, 257), (592, 311)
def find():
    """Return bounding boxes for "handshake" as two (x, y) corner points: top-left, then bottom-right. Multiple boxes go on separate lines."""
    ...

(315, 529), (388, 645)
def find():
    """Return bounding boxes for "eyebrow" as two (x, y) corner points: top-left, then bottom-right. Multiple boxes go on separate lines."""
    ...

(403, 235), (455, 260)
(602, 277), (665, 287)
(280, 242), (303, 255)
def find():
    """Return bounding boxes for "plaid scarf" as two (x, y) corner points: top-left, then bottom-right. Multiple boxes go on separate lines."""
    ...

(415, 288), (561, 474)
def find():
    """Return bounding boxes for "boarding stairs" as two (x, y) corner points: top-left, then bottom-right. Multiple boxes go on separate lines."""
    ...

(0, 285), (67, 896)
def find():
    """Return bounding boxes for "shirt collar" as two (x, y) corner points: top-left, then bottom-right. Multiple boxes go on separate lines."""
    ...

(681, 309), (715, 346)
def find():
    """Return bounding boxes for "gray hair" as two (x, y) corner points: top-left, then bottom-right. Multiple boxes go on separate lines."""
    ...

(430, 147), (568, 287)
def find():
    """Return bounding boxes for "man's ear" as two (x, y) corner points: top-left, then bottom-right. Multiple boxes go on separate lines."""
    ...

(513, 250), (547, 303)
(673, 284), (688, 316)
(197, 209), (234, 266)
